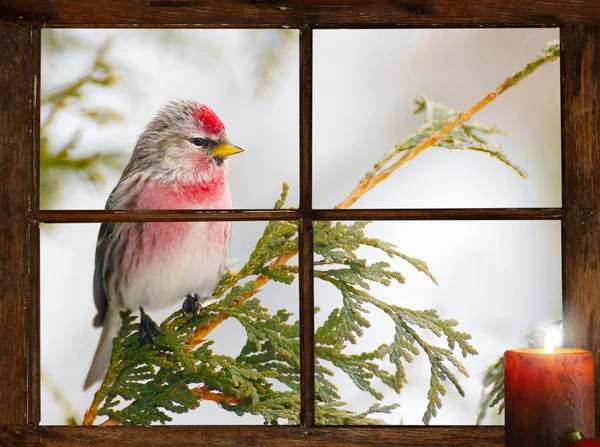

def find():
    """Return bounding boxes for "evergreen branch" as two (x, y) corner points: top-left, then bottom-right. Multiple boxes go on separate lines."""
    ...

(336, 40), (559, 209)
(311, 219), (474, 424)
(315, 267), (476, 424)
(316, 402), (400, 425)
(475, 356), (505, 425)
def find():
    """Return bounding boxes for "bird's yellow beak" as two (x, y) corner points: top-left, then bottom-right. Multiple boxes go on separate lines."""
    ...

(213, 143), (244, 158)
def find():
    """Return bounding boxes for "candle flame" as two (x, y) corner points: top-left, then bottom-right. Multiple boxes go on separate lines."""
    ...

(544, 332), (554, 353)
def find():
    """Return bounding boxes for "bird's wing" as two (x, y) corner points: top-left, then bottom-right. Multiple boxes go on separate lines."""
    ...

(92, 177), (141, 327)
(92, 221), (114, 327)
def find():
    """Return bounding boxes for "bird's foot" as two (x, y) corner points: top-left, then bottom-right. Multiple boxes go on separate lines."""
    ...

(182, 293), (218, 321)
(182, 293), (203, 321)
(140, 308), (165, 350)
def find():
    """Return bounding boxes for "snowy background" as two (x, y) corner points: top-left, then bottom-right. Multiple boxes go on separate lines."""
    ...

(41, 28), (561, 426)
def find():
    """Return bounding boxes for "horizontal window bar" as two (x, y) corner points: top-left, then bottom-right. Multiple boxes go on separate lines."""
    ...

(37, 23), (560, 30)
(0, 425), (504, 446)
(34, 209), (301, 223)
(4, 0), (594, 27)
(33, 208), (564, 223)
(312, 208), (564, 220)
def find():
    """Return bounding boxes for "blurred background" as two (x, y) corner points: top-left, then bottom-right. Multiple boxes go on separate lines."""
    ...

(41, 28), (561, 425)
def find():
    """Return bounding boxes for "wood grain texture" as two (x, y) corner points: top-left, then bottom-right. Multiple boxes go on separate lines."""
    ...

(0, 425), (504, 446)
(299, 218), (315, 426)
(0, 25), (33, 426)
(298, 25), (315, 427)
(28, 27), (41, 426)
(0, 0), (594, 26)
(35, 208), (563, 223)
(312, 208), (563, 221)
(35, 209), (301, 222)
(561, 24), (600, 435)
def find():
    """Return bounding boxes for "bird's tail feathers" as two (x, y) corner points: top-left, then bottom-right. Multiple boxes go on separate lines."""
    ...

(83, 308), (121, 390)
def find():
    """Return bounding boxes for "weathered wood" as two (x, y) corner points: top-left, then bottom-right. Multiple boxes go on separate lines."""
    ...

(0, 425), (504, 446)
(312, 208), (563, 221)
(35, 208), (563, 223)
(0, 25), (34, 426)
(298, 25), (314, 426)
(561, 24), (600, 435)
(35, 209), (301, 222)
(0, 0), (595, 26)
(28, 27), (41, 426)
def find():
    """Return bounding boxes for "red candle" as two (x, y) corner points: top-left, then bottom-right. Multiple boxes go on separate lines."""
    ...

(505, 346), (594, 447)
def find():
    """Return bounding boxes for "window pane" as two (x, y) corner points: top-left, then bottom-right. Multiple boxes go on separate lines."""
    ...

(40, 29), (299, 210)
(41, 220), (299, 425)
(313, 220), (561, 425)
(313, 29), (561, 209)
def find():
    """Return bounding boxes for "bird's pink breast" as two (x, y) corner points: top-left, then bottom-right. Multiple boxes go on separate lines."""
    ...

(137, 169), (230, 211)
(119, 176), (232, 275)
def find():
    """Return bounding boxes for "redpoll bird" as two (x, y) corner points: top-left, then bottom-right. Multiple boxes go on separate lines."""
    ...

(84, 100), (243, 389)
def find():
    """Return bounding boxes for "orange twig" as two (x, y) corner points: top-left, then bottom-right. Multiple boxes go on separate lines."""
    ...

(192, 386), (242, 406)
(82, 404), (97, 426)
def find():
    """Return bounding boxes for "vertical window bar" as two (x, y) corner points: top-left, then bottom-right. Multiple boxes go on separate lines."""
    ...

(299, 24), (315, 427)
(28, 26), (42, 425)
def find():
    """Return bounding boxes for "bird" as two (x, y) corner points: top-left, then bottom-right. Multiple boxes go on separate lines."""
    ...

(84, 100), (244, 390)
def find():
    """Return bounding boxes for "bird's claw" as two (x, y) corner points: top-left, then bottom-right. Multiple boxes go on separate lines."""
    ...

(140, 309), (165, 350)
(182, 293), (204, 321)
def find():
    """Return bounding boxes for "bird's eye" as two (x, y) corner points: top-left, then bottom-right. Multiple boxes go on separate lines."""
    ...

(192, 137), (205, 146)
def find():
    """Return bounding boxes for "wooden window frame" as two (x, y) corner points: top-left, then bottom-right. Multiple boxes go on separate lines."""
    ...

(0, 2), (598, 446)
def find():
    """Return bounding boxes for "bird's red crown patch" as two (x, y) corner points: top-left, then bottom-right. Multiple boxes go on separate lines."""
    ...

(193, 104), (225, 136)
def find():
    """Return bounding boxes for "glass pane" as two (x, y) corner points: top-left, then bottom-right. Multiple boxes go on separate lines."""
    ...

(313, 220), (561, 425)
(313, 29), (561, 209)
(40, 29), (299, 210)
(41, 220), (299, 425)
